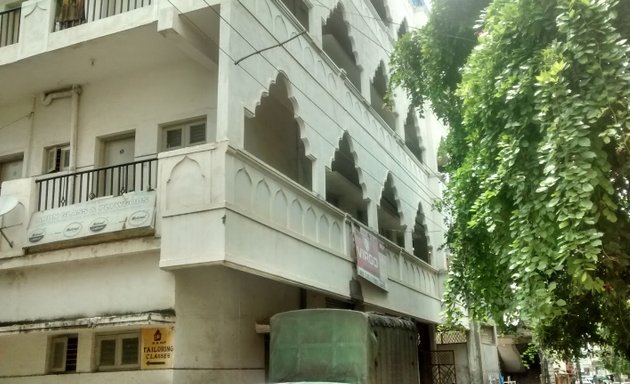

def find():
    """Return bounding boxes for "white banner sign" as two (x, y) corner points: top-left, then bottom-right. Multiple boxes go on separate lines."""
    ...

(26, 191), (156, 247)
(353, 225), (387, 291)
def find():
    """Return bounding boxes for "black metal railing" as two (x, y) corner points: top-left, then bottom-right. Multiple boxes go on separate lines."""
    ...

(36, 158), (157, 211)
(54, 0), (151, 31)
(0, 7), (21, 48)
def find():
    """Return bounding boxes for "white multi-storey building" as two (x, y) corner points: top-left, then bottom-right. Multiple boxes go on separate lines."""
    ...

(0, 0), (448, 382)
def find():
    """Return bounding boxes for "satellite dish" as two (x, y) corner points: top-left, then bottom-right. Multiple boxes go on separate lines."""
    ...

(0, 196), (18, 249)
(0, 196), (18, 217)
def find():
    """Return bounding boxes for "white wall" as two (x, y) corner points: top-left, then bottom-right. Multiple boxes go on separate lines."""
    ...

(218, 0), (448, 270)
(172, 266), (300, 383)
(0, 252), (174, 323)
(0, 59), (217, 179)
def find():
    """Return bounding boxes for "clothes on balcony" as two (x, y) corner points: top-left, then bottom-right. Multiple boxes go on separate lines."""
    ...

(55, 0), (85, 29)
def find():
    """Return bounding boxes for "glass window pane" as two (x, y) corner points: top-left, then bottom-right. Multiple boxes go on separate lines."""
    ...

(166, 129), (182, 149)
(62, 148), (70, 169)
(188, 124), (206, 144)
(51, 340), (66, 370)
(99, 339), (116, 366)
(65, 336), (78, 372)
(121, 337), (139, 365)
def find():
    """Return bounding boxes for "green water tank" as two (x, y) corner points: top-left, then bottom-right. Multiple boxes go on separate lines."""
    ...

(269, 309), (420, 384)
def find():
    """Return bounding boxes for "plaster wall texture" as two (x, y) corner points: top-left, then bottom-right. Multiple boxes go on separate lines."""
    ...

(482, 342), (502, 381)
(217, 0), (447, 270)
(0, 0), (450, 381)
(172, 266), (300, 383)
(0, 333), (47, 377)
(0, 370), (173, 384)
(157, 142), (441, 321)
(0, 59), (216, 179)
(0, 252), (173, 323)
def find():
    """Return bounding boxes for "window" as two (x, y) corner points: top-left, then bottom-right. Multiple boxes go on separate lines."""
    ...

(161, 118), (207, 151)
(96, 332), (140, 370)
(45, 144), (70, 173)
(49, 334), (78, 373)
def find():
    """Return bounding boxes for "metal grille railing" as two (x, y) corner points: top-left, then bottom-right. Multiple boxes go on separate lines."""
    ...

(435, 330), (468, 345)
(36, 158), (157, 211)
(431, 350), (457, 384)
(53, 0), (151, 31)
(0, 7), (21, 47)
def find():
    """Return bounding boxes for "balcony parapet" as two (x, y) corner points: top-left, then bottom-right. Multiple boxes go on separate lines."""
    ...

(0, 0), (156, 63)
(0, 159), (158, 258)
(223, 144), (441, 319)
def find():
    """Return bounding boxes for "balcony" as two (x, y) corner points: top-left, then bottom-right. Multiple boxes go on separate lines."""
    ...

(0, 7), (20, 48)
(158, 142), (442, 322)
(0, 144), (441, 321)
(0, 160), (157, 256)
(53, 0), (152, 32)
(35, 158), (157, 211)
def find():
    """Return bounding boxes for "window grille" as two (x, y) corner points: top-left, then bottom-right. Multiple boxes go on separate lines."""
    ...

(435, 330), (468, 344)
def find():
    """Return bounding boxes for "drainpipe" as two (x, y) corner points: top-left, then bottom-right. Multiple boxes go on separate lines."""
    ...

(23, 97), (37, 177)
(41, 85), (82, 172)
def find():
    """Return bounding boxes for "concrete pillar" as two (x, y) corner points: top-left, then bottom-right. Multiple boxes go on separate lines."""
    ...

(468, 321), (485, 384)
(18, 0), (53, 59)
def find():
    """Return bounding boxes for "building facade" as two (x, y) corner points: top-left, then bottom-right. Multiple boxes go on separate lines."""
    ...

(0, 0), (448, 382)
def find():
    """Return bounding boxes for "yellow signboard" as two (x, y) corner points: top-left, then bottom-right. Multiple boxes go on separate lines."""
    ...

(141, 328), (174, 369)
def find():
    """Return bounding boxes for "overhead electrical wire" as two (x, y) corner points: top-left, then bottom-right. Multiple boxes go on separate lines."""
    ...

(203, 0), (448, 229)
(0, 112), (33, 131)
(227, 0), (447, 193)
(165, 0), (447, 232)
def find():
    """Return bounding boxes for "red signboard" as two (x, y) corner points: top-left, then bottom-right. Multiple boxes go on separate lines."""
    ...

(353, 225), (387, 290)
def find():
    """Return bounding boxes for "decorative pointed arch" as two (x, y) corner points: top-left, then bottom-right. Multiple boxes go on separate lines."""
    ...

(244, 72), (312, 190)
(412, 202), (431, 263)
(322, 2), (362, 91)
(371, 60), (397, 130)
(325, 132), (368, 224)
(369, 0), (391, 24)
(378, 172), (404, 247)
(404, 108), (425, 163)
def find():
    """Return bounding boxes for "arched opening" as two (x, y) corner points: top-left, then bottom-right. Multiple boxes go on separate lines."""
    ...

(397, 18), (408, 39)
(378, 173), (404, 247)
(326, 133), (368, 225)
(244, 74), (312, 190)
(404, 109), (424, 163)
(371, 61), (397, 130)
(280, 0), (309, 30)
(369, 0), (390, 23)
(322, 4), (362, 91)
(412, 204), (430, 263)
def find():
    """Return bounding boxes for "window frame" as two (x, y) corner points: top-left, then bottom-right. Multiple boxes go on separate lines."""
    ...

(95, 331), (140, 371)
(48, 334), (78, 373)
(160, 118), (207, 152)
(44, 144), (70, 174)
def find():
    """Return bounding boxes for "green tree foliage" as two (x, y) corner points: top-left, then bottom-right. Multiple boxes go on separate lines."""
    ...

(391, 0), (630, 360)
(600, 347), (630, 377)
